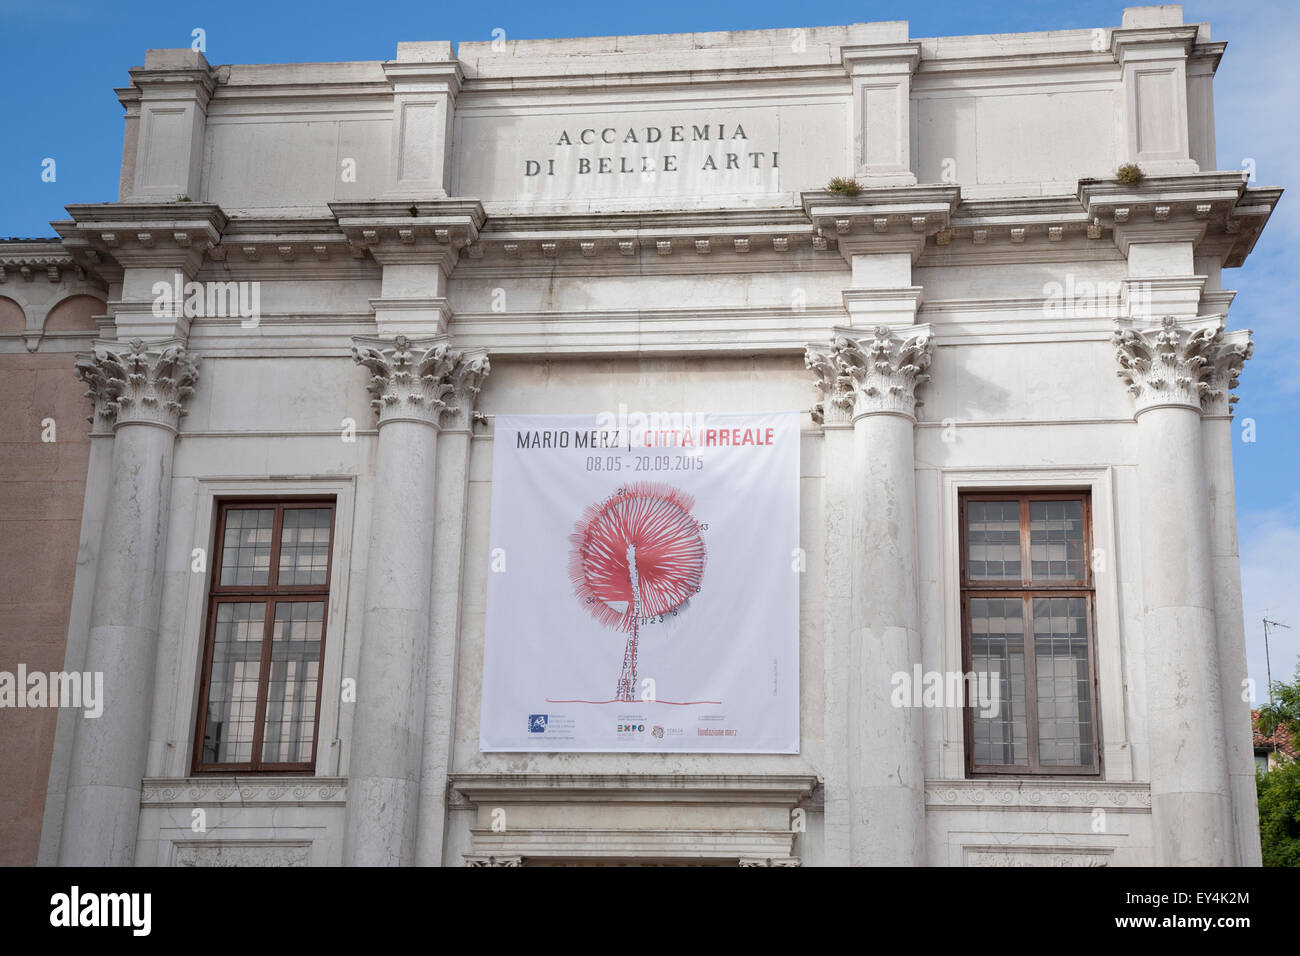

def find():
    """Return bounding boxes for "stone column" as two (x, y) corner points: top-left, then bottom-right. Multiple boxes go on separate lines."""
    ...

(59, 339), (199, 865)
(1114, 315), (1235, 866)
(344, 334), (486, 866)
(808, 325), (933, 867)
(414, 356), (488, 867)
(1201, 329), (1260, 865)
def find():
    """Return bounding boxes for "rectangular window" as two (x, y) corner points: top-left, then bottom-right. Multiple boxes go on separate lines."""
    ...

(193, 500), (334, 773)
(960, 492), (1100, 775)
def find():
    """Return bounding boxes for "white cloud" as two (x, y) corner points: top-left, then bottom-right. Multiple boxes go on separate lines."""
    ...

(1239, 507), (1300, 698)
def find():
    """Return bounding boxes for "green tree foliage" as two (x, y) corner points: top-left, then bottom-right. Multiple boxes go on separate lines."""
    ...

(1258, 757), (1300, 866)
(1257, 664), (1300, 866)
(1257, 663), (1300, 742)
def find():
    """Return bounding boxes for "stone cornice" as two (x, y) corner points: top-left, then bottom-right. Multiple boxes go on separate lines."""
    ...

(207, 215), (365, 275)
(448, 772), (819, 805)
(1079, 173), (1279, 267)
(840, 41), (921, 73)
(802, 186), (961, 262)
(1188, 41), (1226, 73)
(56, 202), (228, 277)
(470, 205), (820, 262)
(25, 176), (1279, 285)
(0, 241), (83, 284)
(806, 324), (934, 424)
(330, 199), (485, 271)
(381, 57), (464, 97)
(1109, 25), (1199, 63)
(127, 62), (218, 105)
(74, 337), (200, 432)
(352, 334), (488, 428)
(459, 62), (850, 94)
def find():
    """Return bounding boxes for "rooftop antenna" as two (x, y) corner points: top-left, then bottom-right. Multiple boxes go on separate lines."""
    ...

(1264, 617), (1292, 756)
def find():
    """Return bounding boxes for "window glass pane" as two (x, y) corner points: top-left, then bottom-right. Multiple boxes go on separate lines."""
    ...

(1030, 499), (1085, 581)
(260, 601), (324, 765)
(220, 508), (274, 587)
(966, 501), (1022, 580)
(278, 508), (331, 586)
(203, 602), (265, 764)
(969, 597), (1028, 766)
(1033, 596), (1094, 767)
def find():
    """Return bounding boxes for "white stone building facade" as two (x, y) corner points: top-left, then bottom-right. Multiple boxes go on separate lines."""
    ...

(5, 5), (1281, 866)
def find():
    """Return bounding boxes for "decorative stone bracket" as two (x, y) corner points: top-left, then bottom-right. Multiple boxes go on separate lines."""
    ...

(805, 325), (934, 424)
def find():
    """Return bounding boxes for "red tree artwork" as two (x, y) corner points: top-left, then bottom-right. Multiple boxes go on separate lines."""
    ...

(569, 482), (707, 702)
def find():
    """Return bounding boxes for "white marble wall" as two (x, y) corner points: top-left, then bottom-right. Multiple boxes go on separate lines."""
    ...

(33, 5), (1273, 867)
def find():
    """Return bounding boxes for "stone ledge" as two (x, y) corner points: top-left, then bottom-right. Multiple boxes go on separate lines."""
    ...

(925, 779), (1151, 812)
(465, 828), (799, 864)
(140, 777), (347, 808)
(448, 772), (819, 806)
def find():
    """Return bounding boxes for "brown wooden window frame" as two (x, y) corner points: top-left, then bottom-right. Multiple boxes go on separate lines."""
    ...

(959, 490), (1102, 777)
(192, 498), (335, 775)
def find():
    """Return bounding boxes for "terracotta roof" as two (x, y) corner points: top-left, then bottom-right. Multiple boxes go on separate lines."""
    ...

(1252, 709), (1298, 759)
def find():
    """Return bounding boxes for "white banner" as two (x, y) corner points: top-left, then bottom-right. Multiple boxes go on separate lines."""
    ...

(479, 411), (800, 753)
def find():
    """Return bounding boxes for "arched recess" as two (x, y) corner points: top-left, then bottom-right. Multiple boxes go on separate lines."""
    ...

(43, 294), (105, 334)
(0, 295), (25, 334)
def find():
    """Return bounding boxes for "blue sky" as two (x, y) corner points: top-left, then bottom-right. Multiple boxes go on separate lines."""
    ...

(1, 0), (1297, 693)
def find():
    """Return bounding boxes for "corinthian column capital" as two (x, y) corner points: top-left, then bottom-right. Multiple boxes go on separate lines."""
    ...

(1113, 315), (1248, 415)
(1203, 329), (1253, 417)
(805, 325), (933, 424)
(352, 334), (490, 428)
(74, 338), (200, 432)
(441, 348), (490, 430)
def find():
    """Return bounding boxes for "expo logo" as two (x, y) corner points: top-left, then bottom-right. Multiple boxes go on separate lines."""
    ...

(617, 723), (645, 733)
